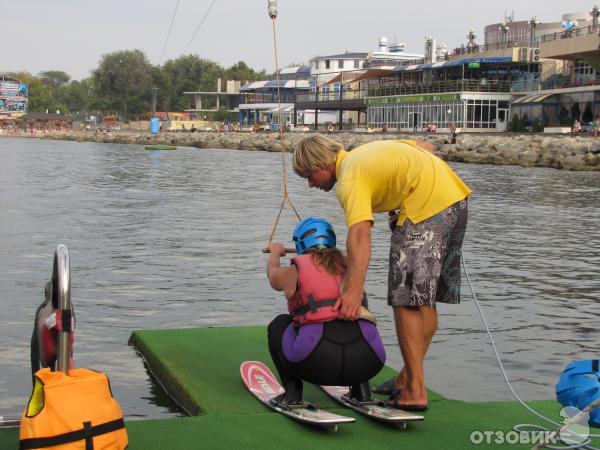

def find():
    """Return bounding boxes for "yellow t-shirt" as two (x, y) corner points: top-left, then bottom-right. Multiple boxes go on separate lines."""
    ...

(335, 140), (472, 227)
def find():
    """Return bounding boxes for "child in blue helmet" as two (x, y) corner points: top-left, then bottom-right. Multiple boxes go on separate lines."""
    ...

(266, 217), (385, 406)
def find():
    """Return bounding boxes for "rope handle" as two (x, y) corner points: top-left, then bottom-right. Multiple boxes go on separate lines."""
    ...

(262, 247), (297, 254)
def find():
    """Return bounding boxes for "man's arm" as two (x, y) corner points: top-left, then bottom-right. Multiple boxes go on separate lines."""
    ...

(336, 220), (372, 320)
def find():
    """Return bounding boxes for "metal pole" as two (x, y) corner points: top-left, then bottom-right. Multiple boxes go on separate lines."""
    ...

(54, 244), (72, 374)
(315, 86), (319, 130)
(151, 87), (158, 118)
(338, 71), (343, 130)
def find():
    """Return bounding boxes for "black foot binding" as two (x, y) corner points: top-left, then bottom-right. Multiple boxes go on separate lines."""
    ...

(347, 382), (377, 405)
(269, 393), (313, 410)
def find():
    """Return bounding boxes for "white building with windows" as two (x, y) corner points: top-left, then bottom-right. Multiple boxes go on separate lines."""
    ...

(301, 39), (425, 127)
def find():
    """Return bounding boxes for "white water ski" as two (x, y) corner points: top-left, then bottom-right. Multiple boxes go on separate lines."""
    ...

(240, 361), (355, 431)
(320, 385), (424, 428)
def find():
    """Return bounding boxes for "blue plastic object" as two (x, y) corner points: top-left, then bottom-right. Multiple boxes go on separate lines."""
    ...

(292, 218), (336, 255)
(150, 118), (160, 134)
(556, 360), (600, 427)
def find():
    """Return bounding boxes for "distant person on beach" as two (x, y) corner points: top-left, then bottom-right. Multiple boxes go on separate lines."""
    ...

(292, 136), (471, 411)
(450, 123), (458, 144)
(266, 218), (385, 406)
(572, 118), (582, 136)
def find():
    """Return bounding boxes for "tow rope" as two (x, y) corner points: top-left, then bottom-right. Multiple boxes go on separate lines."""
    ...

(264, 0), (301, 253)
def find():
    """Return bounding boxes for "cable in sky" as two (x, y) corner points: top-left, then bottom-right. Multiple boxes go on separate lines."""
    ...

(182, 0), (218, 55)
(159, 0), (182, 65)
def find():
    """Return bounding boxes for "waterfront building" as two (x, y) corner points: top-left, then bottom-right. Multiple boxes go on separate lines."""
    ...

(299, 9), (600, 133)
(365, 37), (426, 67)
(361, 14), (551, 132)
(297, 36), (534, 132)
(510, 9), (600, 129)
(365, 57), (516, 132)
(296, 39), (424, 129)
(184, 79), (242, 116)
(238, 66), (310, 127)
(483, 13), (563, 49)
(302, 51), (369, 127)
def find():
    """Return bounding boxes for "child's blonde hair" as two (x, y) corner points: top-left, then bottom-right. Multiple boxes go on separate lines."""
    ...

(305, 247), (347, 276)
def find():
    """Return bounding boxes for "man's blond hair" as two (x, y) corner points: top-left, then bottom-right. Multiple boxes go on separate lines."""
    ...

(293, 135), (344, 176)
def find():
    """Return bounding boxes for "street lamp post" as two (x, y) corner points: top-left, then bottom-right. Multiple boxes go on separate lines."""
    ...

(591, 5), (599, 30)
(466, 30), (477, 53)
(528, 16), (540, 47)
(499, 23), (510, 47)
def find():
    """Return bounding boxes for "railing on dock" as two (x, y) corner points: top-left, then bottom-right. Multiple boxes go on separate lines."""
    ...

(540, 24), (600, 43)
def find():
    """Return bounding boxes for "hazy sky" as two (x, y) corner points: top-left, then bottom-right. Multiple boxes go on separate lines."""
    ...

(2, 0), (595, 80)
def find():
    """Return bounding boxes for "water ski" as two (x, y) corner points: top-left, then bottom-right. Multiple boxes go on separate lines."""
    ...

(320, 385), (424, 428)
(240, 361), (355, 432)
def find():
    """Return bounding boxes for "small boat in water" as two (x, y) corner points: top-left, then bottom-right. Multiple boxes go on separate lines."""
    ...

(145, 145), (177, 151)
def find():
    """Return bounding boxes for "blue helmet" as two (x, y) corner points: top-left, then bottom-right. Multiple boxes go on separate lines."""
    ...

(556, 360), (600, 426)
(292, 217), (336, 255)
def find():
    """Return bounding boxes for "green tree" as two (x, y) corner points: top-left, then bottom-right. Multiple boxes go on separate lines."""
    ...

(508, 113), (521, 132)
(27, 78), (69, 113)
(56, 79), (93, 114)
(160, 55), (224, 111)
(213, 109), (237, 122)
(225, 61), (268, 85)
(92, 50), (154, 119)
(39, 70), (71, 89)
(521, 114), (530, 132)
(531, 118), (543, 133)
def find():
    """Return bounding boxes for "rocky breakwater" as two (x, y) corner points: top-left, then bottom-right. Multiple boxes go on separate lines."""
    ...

(32, 129), (600, 171)
(435, 134), (600, 171)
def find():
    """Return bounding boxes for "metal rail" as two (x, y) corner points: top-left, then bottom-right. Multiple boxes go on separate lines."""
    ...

(540, 24), (600, 43)
(53, 244), (72, 374)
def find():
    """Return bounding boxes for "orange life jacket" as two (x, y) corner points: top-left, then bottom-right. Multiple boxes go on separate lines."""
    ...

(288, 254), (341, 325)
(19, 368), (128, 450)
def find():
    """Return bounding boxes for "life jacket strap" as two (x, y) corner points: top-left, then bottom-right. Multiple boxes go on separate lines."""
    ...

(293, 294), (337, 316)
(19, 418), (125, 449)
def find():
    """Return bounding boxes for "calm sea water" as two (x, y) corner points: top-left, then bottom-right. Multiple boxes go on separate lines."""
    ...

(0, 137), (598, 419)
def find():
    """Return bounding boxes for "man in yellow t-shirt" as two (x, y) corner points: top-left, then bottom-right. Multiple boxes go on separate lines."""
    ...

(293, 135), (471, 411)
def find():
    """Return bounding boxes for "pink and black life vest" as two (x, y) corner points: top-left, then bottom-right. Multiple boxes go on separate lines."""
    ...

(288, 254), (341, 325)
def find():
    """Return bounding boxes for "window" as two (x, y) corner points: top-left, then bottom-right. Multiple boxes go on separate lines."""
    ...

(325, 60), (330, 69)
(354, 60), (360, 69)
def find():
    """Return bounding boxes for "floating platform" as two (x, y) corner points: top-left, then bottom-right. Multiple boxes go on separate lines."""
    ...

(144, 145), (177, 151)
(1, 326), (596, 449)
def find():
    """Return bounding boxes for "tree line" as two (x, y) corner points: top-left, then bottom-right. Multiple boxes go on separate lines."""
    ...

(6, 50), (268, 119)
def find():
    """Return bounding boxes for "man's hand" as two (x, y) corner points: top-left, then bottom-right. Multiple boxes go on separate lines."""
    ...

(334, 290), (362, 320)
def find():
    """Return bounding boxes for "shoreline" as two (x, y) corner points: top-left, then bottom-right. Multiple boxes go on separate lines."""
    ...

(3, 129), (600, 171)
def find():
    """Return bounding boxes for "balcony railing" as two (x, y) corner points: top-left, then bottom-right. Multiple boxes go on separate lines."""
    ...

(540, 25), (600, 43)
(511, 80), (541, 92)
(241, 93), (296, 104)
(448, 40), (538, 57)
(369, 79), (511, 96)
(295, 89), (368, 103)
(295, 79), (510, 103)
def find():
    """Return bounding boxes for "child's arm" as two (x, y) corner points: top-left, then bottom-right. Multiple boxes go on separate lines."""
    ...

(266, 243), (297, 298)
